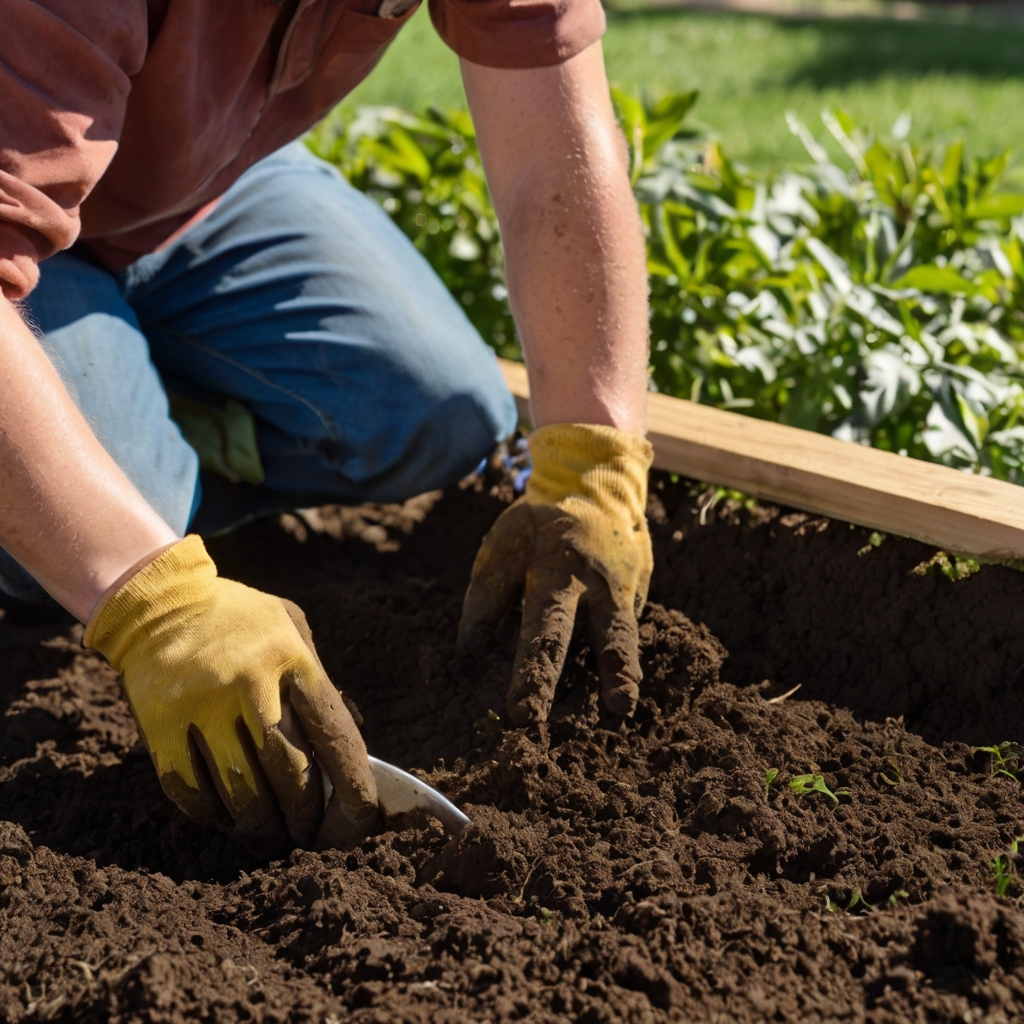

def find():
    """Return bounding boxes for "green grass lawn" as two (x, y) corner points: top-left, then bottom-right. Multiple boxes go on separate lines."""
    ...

(340, 5), (1024, 168)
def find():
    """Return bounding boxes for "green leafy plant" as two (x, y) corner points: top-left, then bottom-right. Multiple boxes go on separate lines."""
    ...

(764, 767), (780, 793)
(612, 89), (700, 187)
(308, 94), (1024, 484)
(637, 107), (1024, 482)
(789, 773), (852, 807)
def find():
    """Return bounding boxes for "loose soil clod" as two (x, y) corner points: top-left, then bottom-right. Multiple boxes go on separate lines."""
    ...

(3, 473), (1024, 1022)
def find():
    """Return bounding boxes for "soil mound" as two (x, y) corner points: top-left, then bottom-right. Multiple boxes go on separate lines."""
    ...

(3, 473), (1024, 1022)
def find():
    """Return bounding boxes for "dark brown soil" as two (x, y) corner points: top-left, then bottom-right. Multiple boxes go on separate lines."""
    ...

(4, 471), (1024, 1023)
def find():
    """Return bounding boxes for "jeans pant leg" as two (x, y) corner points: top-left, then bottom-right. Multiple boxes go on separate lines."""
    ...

(0, 253), (201, 600)
(122, 141), (517, 532)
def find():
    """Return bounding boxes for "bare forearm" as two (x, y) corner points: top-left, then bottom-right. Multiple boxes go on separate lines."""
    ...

(462, 44), (650, 434)
(499, 141), (649, 432)
(0, 297), (177, 619)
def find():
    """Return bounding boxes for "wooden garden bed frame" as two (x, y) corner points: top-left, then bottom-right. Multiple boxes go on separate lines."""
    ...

(498, 359), (1024, 562)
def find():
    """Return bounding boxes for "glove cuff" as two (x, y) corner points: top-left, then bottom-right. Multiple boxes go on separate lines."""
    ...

(84, 534), (217, 668)
(525, 423), (653, 518)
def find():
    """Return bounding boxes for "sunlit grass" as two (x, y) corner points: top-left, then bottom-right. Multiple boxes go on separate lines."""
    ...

(338, 5), (1024, 169)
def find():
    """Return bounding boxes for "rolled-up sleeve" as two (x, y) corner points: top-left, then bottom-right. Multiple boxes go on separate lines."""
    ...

(428, 0), (606, 69)
(0, 1), (143, 299)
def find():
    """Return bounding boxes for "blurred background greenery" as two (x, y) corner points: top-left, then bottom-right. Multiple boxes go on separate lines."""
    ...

(312, 3), (1024, 483)
(340, 4), (1024, 172)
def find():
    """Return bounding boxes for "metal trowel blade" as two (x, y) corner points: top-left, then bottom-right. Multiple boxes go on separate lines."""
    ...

(320, 757), (471, 837)
(368, 756), (470, 836)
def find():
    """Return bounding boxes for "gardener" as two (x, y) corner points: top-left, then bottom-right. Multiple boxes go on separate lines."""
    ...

(0, 0), (652, 855)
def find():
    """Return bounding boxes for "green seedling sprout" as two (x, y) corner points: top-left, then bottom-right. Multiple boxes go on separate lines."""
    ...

(975, 743), (1021, 781)
(789, 773), (851, 807)
(911, 551), (983, 580)
(877, 762), (902, 787)
(991, 836), (1024, 897)
(992, 853), (1016, 896)
(846, 889), (873, 914)
(690, 484), (758, 525)
(824, 888), (907, 914)
(857, 531), (886, 557)
(763, 768), (779, 794)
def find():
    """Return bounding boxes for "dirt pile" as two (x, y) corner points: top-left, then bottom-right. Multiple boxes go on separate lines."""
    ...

(3, 473), (1024, 1022)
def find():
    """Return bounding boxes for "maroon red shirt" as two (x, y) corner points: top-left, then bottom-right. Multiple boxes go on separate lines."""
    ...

(0, 0), (605, 299)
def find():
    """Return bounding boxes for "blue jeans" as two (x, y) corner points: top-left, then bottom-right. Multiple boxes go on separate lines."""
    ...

(2, 143), (516, 599)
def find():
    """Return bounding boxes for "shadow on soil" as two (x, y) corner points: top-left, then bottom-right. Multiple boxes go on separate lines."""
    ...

(647, 475), (1024, 748)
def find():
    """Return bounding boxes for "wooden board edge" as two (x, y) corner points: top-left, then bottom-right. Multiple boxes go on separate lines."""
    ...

(496, 357), (1024, 561)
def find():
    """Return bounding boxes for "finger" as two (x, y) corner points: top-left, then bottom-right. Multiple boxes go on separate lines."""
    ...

(277, 600), (378, 847)
(279, 598), (320, 659)
(586, 585), (643, 718)
(289, 670), (380, 851)
(341, 691), (364, 728)
(192, 723), (290, 858)
(506, 561), (586, 727)
(634, 532), (654, 615)
(457, 502), (534, 654)
(277, 599), (378, 848)
(253, 700), (325, 849)
(280, 598), (364, 724)
(155, 732), (230, 830)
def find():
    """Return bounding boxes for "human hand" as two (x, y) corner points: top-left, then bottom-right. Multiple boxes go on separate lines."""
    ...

(459, 424), (653, 726)
(85, 536), (378, 856)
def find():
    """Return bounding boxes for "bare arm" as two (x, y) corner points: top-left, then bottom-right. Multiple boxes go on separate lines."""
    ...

(0, 295), (376, 852)
(0, 296), (177, 620)
(460, 41), (649, 434)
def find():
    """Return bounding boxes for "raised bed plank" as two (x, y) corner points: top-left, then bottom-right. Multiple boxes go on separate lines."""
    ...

(498, 357), (1024, 562)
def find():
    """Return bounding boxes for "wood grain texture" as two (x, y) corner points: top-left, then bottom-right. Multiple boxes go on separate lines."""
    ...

(498, 358), (1024, 560)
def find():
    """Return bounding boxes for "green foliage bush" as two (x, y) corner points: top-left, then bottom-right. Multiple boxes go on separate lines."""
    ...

(307, 96), (1024, 482)
(307, 107), (515, 359)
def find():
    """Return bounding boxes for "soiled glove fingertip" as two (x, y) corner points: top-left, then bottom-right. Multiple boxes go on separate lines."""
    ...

(505, 693), (547, 728)
(602, 681), (640, 718)
(456, 621), (490, 656)
(315, 802), (381, 852)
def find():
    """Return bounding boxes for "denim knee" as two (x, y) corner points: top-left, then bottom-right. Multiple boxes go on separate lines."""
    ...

(385, 370), (518, 496)
(250, 341), (518, 504)
(133, 145), (519, 503)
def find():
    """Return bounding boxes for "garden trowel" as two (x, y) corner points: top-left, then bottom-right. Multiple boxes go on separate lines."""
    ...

(368, 756), (470, 836)
(321, 757), (470, 838)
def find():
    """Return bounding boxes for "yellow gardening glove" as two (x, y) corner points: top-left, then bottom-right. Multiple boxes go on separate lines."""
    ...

(459, 424), (653, 725)
(84, 536), (378, 856)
